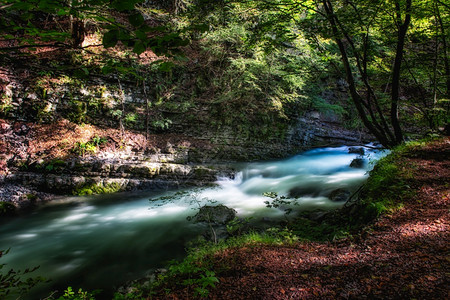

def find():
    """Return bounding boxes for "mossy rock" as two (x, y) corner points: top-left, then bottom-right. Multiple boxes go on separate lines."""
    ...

(73, 182), (122, 196)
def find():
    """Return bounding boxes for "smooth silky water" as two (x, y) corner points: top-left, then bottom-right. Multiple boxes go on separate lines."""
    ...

(0, 145), (387, 299)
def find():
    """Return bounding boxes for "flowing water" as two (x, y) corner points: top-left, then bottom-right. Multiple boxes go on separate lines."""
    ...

(0, 145), (387, 299)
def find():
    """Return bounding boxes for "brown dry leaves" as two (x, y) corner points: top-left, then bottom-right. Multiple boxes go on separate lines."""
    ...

(162, 138), (450, 300)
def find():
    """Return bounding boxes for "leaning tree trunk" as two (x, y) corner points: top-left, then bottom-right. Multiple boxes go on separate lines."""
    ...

(322, 0), (412, 148)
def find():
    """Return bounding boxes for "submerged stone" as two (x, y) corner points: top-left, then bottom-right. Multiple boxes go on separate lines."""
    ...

(289, 186), (321, 198)
(350, 158), (365, 168)
(328, 188), (351, 202)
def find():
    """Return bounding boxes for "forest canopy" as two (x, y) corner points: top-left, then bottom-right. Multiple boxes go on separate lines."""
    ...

(0, 0), (449, 147)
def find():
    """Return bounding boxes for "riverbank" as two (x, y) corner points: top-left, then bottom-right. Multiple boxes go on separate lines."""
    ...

(0, 116), (372, 214)
(0, 118), (234, 213)
(143, 137), (449, 299)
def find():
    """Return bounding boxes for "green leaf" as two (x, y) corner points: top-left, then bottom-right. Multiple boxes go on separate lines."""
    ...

(57, 8), (70, 16)
(133, 41), (145, 55)
(128, 13), (145, 27)
(11, 2), (33, 10)
(135, 30), (147, 41)
(158, 62), (175, 72)
(101, 65), (114, 75)
(110, 0), (136, 11)
(73, 69), (88, 78)
(103, 29), (119, 48)
(192, 23), (209, 33)
(118, 30), (131, 42)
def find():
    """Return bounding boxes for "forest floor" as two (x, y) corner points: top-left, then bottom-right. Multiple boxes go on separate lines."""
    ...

(160, 138), (449, 299)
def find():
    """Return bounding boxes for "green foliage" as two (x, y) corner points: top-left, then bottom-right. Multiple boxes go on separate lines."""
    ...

(0, 202), (16, 217)
(0, 0), (190, 57)
(263, 192), (298, 218)
(45, 286), (99, 300)
(72, 142), (97, 157)
(124, 229), (303, 298)
(91, 135), (108, 147)
(0, 249), (47, 299)
(291, 215), (351, 242)
(124, 113), (138, 127)
(54, 286), (97, 300)
(67, 100), (87, 124)
(345, 141), (422, 225)
(0, 94), (13, 117)
(226, 217), (253, 236)
(72, 182), (122, 196)
(182, 270), (219, 298)
(37, 159), (67, 173)
(151, 118), (172, 131)
(71, 136), (107, 157)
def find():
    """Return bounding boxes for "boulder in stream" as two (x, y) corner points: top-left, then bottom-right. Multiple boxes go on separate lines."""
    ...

(191, 204), (237, 225)
(289, 186), (321, 198)
(350, 158), (365, 168)
(328, 188), (351, 202)
(348, 147), (365, 155)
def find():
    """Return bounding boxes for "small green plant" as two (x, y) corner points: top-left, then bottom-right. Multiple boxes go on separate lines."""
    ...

(266, 227), (299, 244)
(226, 217), (253, 236)
(72, 141), (97, 157)
(0, 94), (13, 117)
(48, 286), (98, 300)
(91, 135), (108, 147)
(72, 135), (107, 157)
(182, 270), (219, 298)
(152, 118), (172, 131)
(44, 159), (67, 172)
(124, 113), (138, 127)
(110, 109), (122, 119)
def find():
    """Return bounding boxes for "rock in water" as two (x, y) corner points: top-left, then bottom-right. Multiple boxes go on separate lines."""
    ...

(192, 204), (237, 224)
(289, 186), (321, 198)
(328, 188), (351, 202)
(348, 147), (365, 155)
(350, 158), (365, 168)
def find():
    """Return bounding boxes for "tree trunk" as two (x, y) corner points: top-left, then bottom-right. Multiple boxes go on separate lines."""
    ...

(70, 17), (85, 48)
(390, 0), (411, 143)
(435, 2), (450, 98)
(322, 0), (395, 148)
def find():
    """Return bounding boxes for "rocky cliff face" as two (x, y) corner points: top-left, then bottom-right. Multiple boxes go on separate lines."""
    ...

(1, 68), (372, 211)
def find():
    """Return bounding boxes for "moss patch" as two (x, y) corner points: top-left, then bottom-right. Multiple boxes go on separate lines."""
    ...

(72, 182), (122, 196)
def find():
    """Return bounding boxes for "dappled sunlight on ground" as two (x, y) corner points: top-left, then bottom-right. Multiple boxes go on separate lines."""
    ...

(156, 138), (449, 299)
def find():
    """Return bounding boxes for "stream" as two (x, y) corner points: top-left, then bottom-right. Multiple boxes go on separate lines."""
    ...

(0, 145), (387, 299)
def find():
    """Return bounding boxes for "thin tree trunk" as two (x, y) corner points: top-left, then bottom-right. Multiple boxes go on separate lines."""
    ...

(435, 2), (450, 98)
(390, 0), (411, 143)
(143, 80), (150, 140)
(118, 78), (125, 141)
(322, 0), (393, 148)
